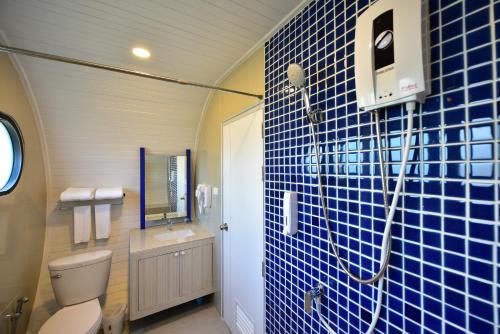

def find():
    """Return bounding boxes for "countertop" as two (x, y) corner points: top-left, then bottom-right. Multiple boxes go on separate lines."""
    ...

(129, 222), (214, 255)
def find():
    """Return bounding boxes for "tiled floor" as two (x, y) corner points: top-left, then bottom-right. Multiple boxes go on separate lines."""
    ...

(126, 301), (230, 334)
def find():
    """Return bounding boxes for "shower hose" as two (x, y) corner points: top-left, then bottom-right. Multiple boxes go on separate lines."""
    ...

(310, 101), (416, 334)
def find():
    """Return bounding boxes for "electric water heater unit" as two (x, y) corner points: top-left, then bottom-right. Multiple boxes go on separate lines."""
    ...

(355, 0), (430, 111)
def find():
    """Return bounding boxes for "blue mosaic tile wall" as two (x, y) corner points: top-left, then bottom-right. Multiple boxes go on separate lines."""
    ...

(264, 0), (499, 333)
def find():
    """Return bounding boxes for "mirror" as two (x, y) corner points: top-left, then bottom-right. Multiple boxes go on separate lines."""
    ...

(144, 153), (188, 223)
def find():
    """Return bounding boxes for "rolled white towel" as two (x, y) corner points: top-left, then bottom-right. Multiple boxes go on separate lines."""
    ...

(60, 188), (95, 202)
(95, 187), (123, 200)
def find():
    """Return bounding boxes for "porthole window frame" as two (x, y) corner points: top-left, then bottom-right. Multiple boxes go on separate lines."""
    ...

(0, 111), (24, 196)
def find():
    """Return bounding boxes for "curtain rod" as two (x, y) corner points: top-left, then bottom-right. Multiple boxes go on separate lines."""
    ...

(0, 44), (263, 100)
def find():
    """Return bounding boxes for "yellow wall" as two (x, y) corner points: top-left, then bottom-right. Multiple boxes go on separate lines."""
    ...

(0, 54), (47, 334)
(195, 47), (264, 311)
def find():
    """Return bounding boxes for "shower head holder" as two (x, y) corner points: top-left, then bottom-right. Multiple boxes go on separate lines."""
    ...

(307, 108), (323, 124)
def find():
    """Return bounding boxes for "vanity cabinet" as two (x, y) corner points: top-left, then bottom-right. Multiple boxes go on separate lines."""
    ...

(129, 236), (214, 320)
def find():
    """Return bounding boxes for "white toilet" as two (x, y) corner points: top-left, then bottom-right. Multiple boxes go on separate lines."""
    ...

(39, 250), (112, 334)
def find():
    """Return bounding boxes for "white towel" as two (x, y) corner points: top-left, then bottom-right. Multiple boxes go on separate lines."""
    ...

(203, 185), (212, 208)
(60, 188), (95, 202)
(196, 184), (205, 214)
(74, 206), (91, 244)
(95, 187), (123, 200)
(95, 204), (111, 240)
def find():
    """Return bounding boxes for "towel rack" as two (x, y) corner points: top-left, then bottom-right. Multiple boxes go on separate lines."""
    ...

(57, 194), (125, 210)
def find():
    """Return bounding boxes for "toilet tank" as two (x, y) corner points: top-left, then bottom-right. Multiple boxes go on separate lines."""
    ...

(48, 250), (112, 306)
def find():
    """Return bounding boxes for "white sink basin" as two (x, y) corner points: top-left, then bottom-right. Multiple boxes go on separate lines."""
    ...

(153, 229), (195, 241)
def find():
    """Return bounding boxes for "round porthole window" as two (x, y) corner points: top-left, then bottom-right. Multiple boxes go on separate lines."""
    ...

(0, 112), (23, 195)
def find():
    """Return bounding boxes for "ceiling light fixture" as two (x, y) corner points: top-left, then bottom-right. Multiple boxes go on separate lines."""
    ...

(132, 47), (151, 59)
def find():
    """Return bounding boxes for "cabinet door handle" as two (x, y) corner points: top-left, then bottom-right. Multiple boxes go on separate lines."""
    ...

(174, 252), (179, 257)
(181, 251), (186, 255)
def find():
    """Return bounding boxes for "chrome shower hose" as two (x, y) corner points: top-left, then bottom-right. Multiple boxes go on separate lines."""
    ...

(308, 105), (415, 285)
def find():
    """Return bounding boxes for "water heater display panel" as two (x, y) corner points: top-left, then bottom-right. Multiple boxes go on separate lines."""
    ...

(373, 10), (394, 71)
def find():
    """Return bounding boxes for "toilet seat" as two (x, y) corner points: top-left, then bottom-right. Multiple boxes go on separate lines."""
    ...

(39, 298), (102, 334)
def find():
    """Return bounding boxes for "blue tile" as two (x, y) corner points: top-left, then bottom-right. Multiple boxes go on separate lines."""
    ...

(444, 90), (465, 108)
(469, 221), (494, 241)
(469, 298), (494, 322)
(444, 181), (465, 197)
(445, 305), (466, 328)
(467, 27), (491, 50)
(470, 124), (494, 141)
(443, 54), (465, 75)
(442, 20), (463, 41)
(466, 8), (490, 31)
(442, 2), (462, 25)
(469, 259), (493, 281)
(467, 44), (492, 67)
(444, 108), (465, 125)
(445, 144), (466, 160)
(445, 163), (466, 179)
(469, 316), (494, 333)
(468, 240), (493, 261)
(470, 143), (494, 160)
(444, 217), (465, 236)
(423, 129), (441, 144)
(469, 103), (494, 122)
(466, 0), (489, 13)
(444, 126), (466, 143)
(470, 182), (494, 200)
(470, 202), (495, 221)
(470, 162), (494, 179)
(443, 37), (464, 58)
(469, 83), (493, 103)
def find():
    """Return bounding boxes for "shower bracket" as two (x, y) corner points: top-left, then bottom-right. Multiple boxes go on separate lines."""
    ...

(306, 108), (323, 124)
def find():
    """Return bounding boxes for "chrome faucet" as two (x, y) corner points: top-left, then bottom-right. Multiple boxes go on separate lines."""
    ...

(166, 219), (173, 230)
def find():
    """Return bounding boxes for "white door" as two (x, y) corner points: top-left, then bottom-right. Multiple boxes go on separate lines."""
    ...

(222, 106), (264, 334)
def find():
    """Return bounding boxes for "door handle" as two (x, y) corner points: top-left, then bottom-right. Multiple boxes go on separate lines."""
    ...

(219, 223), (228, 231)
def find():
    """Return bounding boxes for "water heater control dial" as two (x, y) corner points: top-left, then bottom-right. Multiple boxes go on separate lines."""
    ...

(375, 30), (393, 50)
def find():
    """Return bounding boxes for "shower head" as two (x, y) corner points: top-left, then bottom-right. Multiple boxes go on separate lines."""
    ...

(286, 63), (322, 124)
(287, 63), (306, 88)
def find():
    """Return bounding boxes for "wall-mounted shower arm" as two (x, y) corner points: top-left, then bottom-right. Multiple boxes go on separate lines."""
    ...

(0, 44), (263, 100)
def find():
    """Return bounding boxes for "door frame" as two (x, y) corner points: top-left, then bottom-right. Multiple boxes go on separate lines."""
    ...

(220, 102), (265, 332)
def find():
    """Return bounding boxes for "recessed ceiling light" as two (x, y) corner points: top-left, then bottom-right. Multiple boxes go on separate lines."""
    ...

(132, 47), (151, 59)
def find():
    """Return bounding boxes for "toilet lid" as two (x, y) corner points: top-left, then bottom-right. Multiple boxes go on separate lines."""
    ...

(39, 299), (102, 334)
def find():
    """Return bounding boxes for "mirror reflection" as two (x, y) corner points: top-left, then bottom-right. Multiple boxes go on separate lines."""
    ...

(145, 154), (187, 222)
